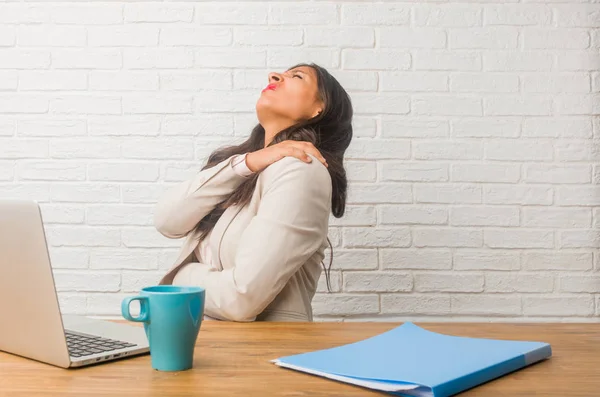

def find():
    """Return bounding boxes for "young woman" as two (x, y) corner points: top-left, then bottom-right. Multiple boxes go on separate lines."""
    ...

(154, 63), (353, 322)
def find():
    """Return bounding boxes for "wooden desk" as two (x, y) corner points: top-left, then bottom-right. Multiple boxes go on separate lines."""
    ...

(0, 322), (599, 396)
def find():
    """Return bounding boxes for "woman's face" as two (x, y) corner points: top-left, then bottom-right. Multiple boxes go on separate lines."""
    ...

(255, 66), (323, 124)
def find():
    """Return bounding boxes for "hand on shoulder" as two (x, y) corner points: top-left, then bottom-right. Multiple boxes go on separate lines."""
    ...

(245, 140), (328, 173)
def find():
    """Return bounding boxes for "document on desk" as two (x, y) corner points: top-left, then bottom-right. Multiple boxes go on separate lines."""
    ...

(272, 322), (552, 397)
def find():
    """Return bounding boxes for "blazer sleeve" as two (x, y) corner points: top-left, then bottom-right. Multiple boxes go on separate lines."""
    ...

(172, 155), (332, 322)
(154, 154), (252, 239)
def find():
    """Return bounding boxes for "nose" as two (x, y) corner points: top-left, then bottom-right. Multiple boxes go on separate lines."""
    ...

(268, 72), (282, 83)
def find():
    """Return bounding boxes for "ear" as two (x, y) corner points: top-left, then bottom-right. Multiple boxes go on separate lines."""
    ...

(312, 108), (323, 118)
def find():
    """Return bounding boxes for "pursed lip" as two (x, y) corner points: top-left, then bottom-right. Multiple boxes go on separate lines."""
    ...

(262, 83), (277, 93)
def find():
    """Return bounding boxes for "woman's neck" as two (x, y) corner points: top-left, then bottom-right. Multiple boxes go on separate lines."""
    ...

(261, 119), (295, 148)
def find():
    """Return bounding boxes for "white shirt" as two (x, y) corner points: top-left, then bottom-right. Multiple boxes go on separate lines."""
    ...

(193, 153), (254, 271)
(180, 153), (253, 321)
(157, 152), (331, 322)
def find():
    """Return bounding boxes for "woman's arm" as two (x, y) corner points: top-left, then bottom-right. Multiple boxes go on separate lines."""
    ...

(154, 154), (252, 239)
(172, 155), (332, 322)
(154, 141), (328, 240)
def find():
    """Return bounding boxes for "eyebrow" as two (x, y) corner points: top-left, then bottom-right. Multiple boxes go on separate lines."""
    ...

(288, 69), (311, 78)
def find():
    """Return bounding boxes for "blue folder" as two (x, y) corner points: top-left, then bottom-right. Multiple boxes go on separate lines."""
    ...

(272, 322), (551, 397)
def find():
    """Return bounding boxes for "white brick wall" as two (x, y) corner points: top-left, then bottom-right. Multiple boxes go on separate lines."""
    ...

(1, 1), (599, 322)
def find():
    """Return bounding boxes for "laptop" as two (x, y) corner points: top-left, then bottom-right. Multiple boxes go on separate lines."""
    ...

(0, 200), (150, 368)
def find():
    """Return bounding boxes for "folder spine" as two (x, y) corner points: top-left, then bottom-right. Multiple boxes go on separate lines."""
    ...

(434, 344), (551, 397)
(524, 344), (552, 365)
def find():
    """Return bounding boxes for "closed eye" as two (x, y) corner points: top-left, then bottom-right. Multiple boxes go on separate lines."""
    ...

(293, 74), (303, 79)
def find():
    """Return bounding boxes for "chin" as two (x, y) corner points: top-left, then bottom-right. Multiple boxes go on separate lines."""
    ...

(256, 94), (273, 108)
(255, 100), (265, 118)
(255, 97), (276, 120)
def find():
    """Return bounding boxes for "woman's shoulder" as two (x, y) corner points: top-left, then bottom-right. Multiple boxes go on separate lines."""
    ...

(261, 154), (332, 187)
(263, 155), (330, 179)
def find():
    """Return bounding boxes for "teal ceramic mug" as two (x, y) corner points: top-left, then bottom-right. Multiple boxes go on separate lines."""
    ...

(121, 285), (205, 371)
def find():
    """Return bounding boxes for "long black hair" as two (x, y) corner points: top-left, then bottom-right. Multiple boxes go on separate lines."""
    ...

(194, 63), (353, 291)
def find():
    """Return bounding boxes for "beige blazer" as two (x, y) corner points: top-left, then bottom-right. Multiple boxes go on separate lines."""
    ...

(154, 154), (332, 322)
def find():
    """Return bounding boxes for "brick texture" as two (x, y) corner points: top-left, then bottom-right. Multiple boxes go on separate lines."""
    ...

(3, 2), (597, 321)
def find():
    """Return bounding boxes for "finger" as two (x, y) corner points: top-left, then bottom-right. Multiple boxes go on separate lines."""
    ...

(288, 140), (313, 148)
(287, 142), (327, 166)
(304, 147), (328, 167)
(289, 142), (322, 159)
(286, 146), (312, 163)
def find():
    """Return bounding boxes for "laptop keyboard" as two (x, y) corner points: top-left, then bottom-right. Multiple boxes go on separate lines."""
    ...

(65, 330), (137, 358)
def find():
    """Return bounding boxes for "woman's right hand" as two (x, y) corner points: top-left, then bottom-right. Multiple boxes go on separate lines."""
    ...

(245, 140), (328, 173)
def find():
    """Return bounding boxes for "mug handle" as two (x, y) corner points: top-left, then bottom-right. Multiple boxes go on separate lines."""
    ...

(121, 296), (150, 322)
